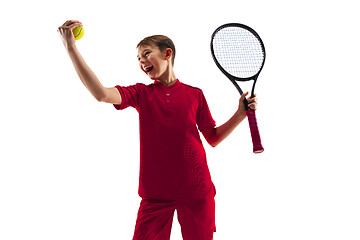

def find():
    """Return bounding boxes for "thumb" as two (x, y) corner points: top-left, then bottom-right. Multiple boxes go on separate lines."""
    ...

(240, 92), (249, 101)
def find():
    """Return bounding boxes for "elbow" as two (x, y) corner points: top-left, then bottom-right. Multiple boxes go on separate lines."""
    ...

(91, 87), (109, 103)
(95, 95), (104, 102)
(206, 137), (220, 148)
(202, 127), (219, 148)
(94, 92), (107, 102)
(210, 144), (217, 148)
(205, 138), (217, 148)
(209, 141), (219, 148)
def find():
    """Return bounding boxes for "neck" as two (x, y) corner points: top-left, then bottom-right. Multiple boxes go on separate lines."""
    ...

(158, 77), (177, 86)
(157, 65), (177, 86)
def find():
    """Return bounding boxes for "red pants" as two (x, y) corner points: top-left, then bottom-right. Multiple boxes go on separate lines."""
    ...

(133, 197), (216, 240)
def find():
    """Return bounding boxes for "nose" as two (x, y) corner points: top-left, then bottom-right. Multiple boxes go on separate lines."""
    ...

(138, 55), (146, 63)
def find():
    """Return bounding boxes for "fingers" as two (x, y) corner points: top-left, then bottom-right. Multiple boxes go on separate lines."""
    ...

(247, 93), (257, 103)
(58, 20), (82, 32)
(239, 92), (258, 110)
(63, 20), (82, 27)
(248, 102), (257, 110)
(247, 94), (258, 110)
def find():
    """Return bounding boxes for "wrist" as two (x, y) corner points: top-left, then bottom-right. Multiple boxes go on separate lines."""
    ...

(235, 109), (246, 120)
(66, 43), (77, 52)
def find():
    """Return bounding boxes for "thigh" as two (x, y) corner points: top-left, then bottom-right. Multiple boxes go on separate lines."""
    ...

(133, 199), (176, 240)
(176, 197), (216, 240)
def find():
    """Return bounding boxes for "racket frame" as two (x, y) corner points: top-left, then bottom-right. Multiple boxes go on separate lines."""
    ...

(210, 23), (266, 100)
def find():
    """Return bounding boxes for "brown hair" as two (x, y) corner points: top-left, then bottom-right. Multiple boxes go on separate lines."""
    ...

(137, 35), (176, 66)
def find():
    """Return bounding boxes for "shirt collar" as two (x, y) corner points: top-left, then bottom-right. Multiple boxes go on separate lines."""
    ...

(154, 79), (180, 89)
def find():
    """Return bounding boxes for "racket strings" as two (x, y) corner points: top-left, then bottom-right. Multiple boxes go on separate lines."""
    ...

(212, 27), (264, 78)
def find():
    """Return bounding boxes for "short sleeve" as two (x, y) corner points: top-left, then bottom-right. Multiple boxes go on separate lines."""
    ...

(113, 83), (142, 111)
(196, 91), (216, 132)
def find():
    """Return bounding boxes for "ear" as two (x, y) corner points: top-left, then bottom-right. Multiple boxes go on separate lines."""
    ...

(164, 48), (173, 61)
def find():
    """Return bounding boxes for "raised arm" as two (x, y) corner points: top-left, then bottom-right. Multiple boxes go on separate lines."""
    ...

(58, 20), (121, 104)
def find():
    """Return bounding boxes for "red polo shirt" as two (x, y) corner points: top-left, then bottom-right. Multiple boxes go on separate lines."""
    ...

(113, 80), (216, 200)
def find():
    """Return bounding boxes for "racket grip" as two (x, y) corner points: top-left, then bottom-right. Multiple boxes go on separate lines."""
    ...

(246, 109), (264, 153)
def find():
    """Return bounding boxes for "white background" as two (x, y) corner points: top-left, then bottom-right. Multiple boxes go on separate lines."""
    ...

(1, 0), (359, 239)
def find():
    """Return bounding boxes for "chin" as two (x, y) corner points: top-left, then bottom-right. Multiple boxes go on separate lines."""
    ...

(147, 73), (158, 80)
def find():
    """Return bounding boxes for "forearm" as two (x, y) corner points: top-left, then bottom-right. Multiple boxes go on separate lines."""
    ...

(67, 45), (106, 101)
(205, 110), (246, 147)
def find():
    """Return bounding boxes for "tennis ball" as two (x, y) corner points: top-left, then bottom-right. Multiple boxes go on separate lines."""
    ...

(73, 26), (84, 40)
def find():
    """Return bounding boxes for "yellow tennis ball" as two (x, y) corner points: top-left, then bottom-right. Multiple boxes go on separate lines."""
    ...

(73, 26), (84, 40)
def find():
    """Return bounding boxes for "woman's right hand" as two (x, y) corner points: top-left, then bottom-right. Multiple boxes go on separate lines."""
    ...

(58, 20), (82, 49)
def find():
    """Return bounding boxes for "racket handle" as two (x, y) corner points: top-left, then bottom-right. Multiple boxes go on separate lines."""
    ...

(246, 109), (264, 153)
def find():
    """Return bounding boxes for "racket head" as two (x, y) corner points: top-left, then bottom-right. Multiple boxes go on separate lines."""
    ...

(210, 23), (266, 82)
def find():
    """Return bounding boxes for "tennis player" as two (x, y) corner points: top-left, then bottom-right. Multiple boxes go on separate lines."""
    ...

(58, 20), (257, 240)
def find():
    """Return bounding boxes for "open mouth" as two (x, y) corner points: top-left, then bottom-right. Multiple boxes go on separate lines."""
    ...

(144, 65), (154, 73)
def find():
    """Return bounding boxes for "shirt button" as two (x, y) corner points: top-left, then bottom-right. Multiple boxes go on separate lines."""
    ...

(166, 93), (170, 96)
(166, 100), (170, 103)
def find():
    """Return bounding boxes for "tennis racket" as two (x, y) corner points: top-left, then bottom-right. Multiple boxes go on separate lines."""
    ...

(210, 23), (265, 153)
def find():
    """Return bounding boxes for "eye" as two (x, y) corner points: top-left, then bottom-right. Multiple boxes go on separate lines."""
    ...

(138, 51), (151, 61)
